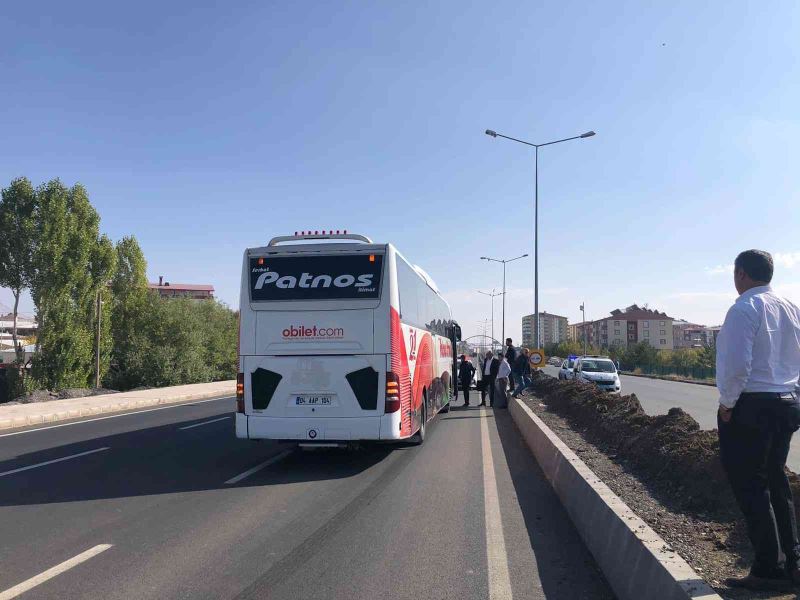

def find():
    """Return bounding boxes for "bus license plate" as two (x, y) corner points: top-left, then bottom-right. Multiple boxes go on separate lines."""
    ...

(295, 395), (335, 406)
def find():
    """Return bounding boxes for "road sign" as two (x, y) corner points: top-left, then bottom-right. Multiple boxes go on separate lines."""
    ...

(529, 349), (545, 368)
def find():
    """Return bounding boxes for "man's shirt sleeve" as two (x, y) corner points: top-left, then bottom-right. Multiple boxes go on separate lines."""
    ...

(716, 303), (758, 408)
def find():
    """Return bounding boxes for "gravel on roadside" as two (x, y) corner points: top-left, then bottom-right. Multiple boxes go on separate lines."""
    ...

(519, 375), (800, 600)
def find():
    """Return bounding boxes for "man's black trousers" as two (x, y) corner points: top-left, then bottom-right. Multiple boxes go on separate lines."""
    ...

(718, 392), (800, 577)
(481, 376), (495, 405)
(460, 380), (471, 405)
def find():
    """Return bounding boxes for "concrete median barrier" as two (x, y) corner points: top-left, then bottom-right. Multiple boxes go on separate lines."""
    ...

(0, 381), (235, 431)
(509, 397), (721, 600)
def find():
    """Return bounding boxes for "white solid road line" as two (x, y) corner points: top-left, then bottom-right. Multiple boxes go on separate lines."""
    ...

(0, 447), (110, 478)
(0, 396), (232, 438)
(0, 544), (113, 600)
(480, 407), (513, 600)
(179, 416), (231, 430)
(225, 449), (293, 485)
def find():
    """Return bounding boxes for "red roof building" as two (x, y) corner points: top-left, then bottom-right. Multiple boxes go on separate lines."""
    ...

(148, 276), (214, 300)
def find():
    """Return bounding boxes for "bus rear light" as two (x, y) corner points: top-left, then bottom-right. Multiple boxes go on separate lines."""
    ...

(236, 373), (244, 413)
(385, 371), (400, 413)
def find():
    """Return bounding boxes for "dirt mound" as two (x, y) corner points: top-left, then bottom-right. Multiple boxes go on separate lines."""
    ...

(527, 373), (736, 515)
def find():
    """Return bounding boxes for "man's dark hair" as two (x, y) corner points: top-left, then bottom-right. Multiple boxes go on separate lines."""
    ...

(735, 250), (774, 283)
(506, 338), (512, 344)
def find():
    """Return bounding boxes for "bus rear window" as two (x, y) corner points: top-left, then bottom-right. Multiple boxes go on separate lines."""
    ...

(249, 254), (383, 301)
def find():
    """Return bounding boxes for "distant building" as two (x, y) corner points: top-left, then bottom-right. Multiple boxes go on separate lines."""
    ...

(703, 325), (722, 346)
(567, 323), (578, 342)
(522, 312), (568, 347)
(578, 304), (675, 350)
(0, 314), (37, 352)
(148, 276), (214, 301)
(673, 320), (711, 348)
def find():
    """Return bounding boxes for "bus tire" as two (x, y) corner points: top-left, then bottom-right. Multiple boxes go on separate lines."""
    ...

(413, 392), (427, 445)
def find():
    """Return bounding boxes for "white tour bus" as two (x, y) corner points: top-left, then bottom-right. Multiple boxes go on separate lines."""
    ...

(236, 232), (461, 445)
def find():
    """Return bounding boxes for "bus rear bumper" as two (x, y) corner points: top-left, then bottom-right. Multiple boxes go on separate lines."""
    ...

(239, 414), (383, 441)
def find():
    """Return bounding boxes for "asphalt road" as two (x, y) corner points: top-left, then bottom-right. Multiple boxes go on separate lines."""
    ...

(0, 396), (612, 599)
(542, 365), (800, 472)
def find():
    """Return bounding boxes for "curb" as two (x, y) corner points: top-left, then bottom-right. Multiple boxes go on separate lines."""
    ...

(0, 382), (235, 432)
(621, 371), (716, 387)
(509, 396), (721, 600)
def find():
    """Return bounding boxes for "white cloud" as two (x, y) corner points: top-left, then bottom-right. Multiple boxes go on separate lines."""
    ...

(668, 291), (733, 300)
(706, 252), (800, 277)
(774, 253), (800, 269)
(705, 264), (733, 276)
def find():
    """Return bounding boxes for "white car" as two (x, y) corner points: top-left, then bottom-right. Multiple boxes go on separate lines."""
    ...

(573, 356), (621, 393)
(558, 357), (578, 380)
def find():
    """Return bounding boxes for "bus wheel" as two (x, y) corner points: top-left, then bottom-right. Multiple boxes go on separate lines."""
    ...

(413, 392), (427, 445)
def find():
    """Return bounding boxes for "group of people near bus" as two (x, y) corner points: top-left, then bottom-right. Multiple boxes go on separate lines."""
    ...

(457, 338), (532, 408)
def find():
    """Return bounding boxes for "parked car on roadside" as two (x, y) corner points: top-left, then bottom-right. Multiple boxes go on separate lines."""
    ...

(558, 357), (578, 380)
(573, 356), (621, 393)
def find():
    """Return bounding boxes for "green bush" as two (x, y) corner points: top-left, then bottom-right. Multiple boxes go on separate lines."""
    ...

(105, 295), (237, 390)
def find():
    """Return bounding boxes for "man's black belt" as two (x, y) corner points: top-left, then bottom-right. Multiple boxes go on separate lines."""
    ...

(739, 391), (798, 400)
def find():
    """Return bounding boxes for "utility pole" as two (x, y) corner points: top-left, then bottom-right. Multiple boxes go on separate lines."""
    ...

(95, 289), (102, 388)
(580, 302), (587, 356)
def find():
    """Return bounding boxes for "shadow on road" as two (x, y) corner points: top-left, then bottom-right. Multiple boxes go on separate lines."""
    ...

(0, 415), (397, 507)
(492, 408), (615, 599)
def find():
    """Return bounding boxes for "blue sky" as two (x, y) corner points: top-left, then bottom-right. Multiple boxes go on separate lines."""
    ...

(2, 1), (799, 343)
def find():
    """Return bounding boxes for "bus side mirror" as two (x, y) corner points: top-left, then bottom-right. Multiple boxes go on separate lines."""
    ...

(454, 324), (462, 341)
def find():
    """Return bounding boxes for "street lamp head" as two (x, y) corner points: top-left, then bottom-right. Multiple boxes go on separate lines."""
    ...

(480, 256), (488, 260)
(485, 129), (497, 138)
(522, 253), (529, 257)
(580, 131), (596, 138)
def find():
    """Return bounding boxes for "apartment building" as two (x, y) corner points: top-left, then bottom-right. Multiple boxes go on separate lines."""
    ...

(567, 323), (578, 342)
(521, 312), (568, 347)
(577, 305), (674, 350)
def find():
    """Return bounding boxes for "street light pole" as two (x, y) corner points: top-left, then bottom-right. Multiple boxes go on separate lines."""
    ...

(502, 263), (506, 351)
(534, 146), (538, 349)
(580, 302), (587, 356)
(480, 255), (528, 351)
(485, 128), (595, 349)
(477, 289), (501, 352)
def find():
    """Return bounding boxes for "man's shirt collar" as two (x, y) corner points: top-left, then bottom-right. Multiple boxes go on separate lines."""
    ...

(738, 285), (772, 301)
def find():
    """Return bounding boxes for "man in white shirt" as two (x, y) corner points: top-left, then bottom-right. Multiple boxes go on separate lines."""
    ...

(494, 351), (512, 409)
(717, 250), (800, 590)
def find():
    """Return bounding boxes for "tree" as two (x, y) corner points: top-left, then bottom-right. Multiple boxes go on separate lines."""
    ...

(106, 236), (150, 390)
(30, 180), (117, 390)
(694, 343), (716, 370)
(0, 178), (37, 363)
